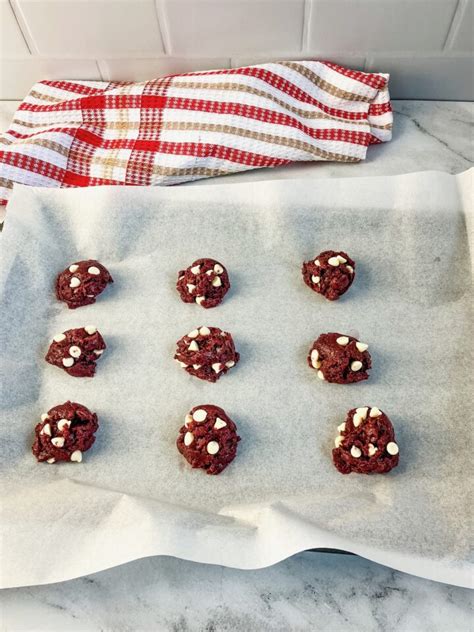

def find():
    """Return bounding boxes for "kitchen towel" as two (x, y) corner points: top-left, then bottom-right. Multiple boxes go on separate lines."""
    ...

(0, 61), (392, 210)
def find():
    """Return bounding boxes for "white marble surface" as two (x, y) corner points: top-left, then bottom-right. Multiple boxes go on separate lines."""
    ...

(0, 100), (473, 631)
(1, 554), (472, 632)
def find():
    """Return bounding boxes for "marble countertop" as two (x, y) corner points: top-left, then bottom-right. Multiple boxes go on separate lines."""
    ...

(0, 100), (472, 632)
(1, 554), (472, 632)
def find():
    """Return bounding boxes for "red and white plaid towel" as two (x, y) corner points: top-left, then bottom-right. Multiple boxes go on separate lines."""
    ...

(0, 61), (392, 208)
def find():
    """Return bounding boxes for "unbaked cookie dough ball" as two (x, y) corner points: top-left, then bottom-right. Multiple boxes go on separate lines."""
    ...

(56, 260), (113, 309)
(176, 404), (240, 475)
(32, 401), (99, 464)
(332, 406), (400, 474)
(45, 326), (106, 377)
(174, 326), (239, 382)
(308, 332), (371, 384)
(302, 250), (355, 301)
(176, 258), (230, 308)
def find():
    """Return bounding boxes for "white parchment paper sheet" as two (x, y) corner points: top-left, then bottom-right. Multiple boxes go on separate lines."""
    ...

(1, 171), (472, 588)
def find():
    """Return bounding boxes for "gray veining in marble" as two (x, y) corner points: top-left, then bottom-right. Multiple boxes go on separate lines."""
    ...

(1, 553), (472, 632)
(0, 99), (472, 631)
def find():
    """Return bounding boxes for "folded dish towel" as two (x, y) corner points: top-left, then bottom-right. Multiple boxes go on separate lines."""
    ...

(0, 61), (392, 207)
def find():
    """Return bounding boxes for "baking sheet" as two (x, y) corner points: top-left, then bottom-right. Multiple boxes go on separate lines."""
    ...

(1, 171), (472, 589)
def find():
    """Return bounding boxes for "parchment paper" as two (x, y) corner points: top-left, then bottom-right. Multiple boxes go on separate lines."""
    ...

(1, 171), (472, 589)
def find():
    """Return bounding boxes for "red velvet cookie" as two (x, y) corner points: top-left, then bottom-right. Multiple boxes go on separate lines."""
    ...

(177, 404), (240, 475)
(56, 259), (113, 309)
(32, 401), (99, 464)
(302, 250), (355, 301)
(45, 326), (106, 377)
(308, 332), (371, 384)
(332, 406), (399, 474)
(176, 258), (230, 308)
(174, 326), (239, 382)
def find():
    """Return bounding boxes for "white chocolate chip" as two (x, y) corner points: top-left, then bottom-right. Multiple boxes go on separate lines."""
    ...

(314, 259), (320, 266)
(47, 458), (56, 464)
(225, 360), (235, 368)
(192, 409), (207, 423)
(355, 407), (369, 419)
(185, 414), (193, 426)
(328, 256), (340, 267)
(41, 423), (51, 436)
(212, 276), (222, 287)
(212, 363), (222, 373)
(184, 432), (194, 446)
(69, 264), (79, 273)
(206, 270), (213, 276)
(336, 336), (349, 346)
(337, 255), (347, 264)
(87, 294), (95, 298)
(57, 418), (71, 431)
(193, 364), (201, 370)
(94, 349), (104, 356)
(199, 326), (211, 336)
(337, 422), (346, 432)
(85, 326), (97, 335)
(356, 342), (369, 352)
(317, 370), (325, 380)
(214, 264), (224, 274)
(368, 443), (377, 456)
(177, 360), (187, 368)
(387, 442), (399, 455)
(69, 277), (81, 288)
(310, 350), (320, 369)
(190, 265), (201, 274)
(350, 446), (362, 458)
(206, 441), (220, 455)
(196, 296), (205, 305)
(70, 450), (82, 462)
(53, 333), (66, 343)
(41, 413), (49, 422)
(51, 437), (65, 448)
(69, 345), (81, 358)
(88, 266), (100, 275)
(369, 407), (382, 418)
(214, 418), (227, 430)
(62, 357), (74, 368)
(353, 413), (363, 428)
(187, 283), (196, 293)
(188, 329), (199, 338)
(311, 275), (320, 284)
(188, 340), (199, 352)
(346, 265), (354, 274)
(351, 361), (363, 372)
(335, 435), (344, 448)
